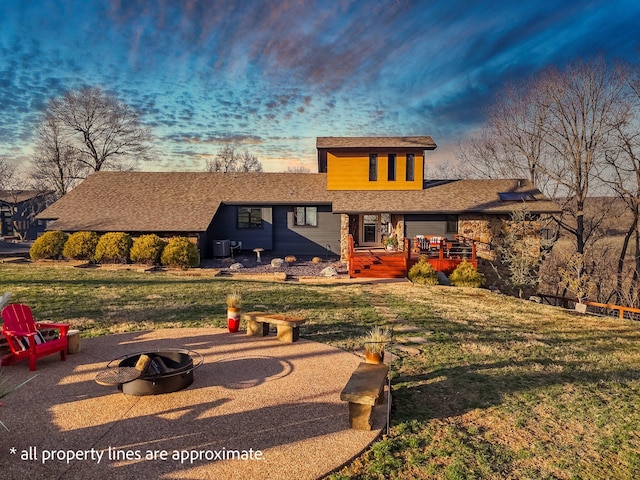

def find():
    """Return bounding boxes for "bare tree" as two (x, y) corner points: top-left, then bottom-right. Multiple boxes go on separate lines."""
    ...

(459, 57), (629, 255)
(537, 58), (627, 254)
(237, 148), (263, 172)
(493, 206), (547, 298)
(0, 157), (16, 191)
(43, 86), (152, 174)
(30, 113), (86, 197)
(600, 63), (640, 305)
(459, 76), (551, 190)
(205, 146), (263, 172)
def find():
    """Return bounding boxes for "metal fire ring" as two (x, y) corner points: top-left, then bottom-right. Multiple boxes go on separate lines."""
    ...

(105, 348), (204, 380)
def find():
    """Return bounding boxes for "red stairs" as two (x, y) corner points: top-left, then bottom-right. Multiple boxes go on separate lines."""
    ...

(349, 251), (407, 278)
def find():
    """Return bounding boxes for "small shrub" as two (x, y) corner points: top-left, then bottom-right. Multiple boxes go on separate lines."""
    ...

(94, 232), (132, 264)
(449, 260), (485, 288)
(161, 237), (200, 268)
(130, 234), (166, 265)
(62, 231), (99, 261)
(29, 231), (68, 260)
(408, 255), (439, 285)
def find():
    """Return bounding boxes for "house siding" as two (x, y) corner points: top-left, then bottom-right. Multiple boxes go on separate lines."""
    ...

(326, 150), (424, 190)
(208, 204), (339, 258)
(272, 205), (340, 256)
(0, 193), (53, 240)
(209, 205), (274, 254)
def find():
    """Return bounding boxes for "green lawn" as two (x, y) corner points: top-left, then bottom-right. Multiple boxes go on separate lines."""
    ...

(2, 263), (640, 479)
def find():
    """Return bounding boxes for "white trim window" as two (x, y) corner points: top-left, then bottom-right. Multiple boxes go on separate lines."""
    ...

(294, 207), (318, 227)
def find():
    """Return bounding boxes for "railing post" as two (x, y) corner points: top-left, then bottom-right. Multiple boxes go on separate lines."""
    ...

(348, 234), (354, 277)
(404, 237), (410, 275)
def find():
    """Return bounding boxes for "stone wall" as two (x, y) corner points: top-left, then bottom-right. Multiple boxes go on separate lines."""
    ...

(340, 214), (350, 261)
(458, 214), (502, 260)
(391, 214), (405, 251)
(458, 214), (542, 261)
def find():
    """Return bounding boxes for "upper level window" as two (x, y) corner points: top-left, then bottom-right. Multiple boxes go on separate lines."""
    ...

(237, 207), (262, 229)
(369, 154), (378, 181)
(388, 154), (396, 181)
(406, 154), (415, 181)
(294, 207), (318, 227)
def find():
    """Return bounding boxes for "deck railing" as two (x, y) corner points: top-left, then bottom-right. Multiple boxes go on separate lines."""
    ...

(537, 294), (640, 321)
(409, 236), (477, 274)
(347, 234), (477, 277)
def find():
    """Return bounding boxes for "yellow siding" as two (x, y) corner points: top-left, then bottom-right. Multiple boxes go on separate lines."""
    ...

(326, 151), (424, 190)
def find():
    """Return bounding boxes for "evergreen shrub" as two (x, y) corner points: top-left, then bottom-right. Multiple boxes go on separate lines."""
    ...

(449, 260), (485, 288)
(94, 232), (132, 264)
(130, 234), (166, 265)
(62, 231), (99, 261)
(29, 231), (68, 260)
(160, 237), (200, 268)
(408, 255), (439, 285)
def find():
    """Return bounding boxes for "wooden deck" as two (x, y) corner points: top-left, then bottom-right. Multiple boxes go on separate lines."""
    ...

(348, 236), (477, 279)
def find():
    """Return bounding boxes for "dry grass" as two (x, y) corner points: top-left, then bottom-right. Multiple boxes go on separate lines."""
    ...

(1, 264), (640, 479)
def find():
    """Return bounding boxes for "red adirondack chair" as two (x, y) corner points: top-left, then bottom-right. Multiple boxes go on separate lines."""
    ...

(1, 304), (69, 371)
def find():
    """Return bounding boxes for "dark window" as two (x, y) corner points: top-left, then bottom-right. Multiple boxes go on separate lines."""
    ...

(237, 207), (262, 229)
(446, 215), (458, 233)
(294, 207), (318, 227)
(369, 154), (378, 181)
(406, 154), (415, 181)
(388, 154), (396, 181)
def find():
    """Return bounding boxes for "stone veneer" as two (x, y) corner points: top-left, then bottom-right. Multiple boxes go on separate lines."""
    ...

(458, 214), (542, 261)
(340, 214), (350, 261)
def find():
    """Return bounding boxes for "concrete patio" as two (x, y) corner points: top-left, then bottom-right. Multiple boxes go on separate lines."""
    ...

(0, 328), (388, 479)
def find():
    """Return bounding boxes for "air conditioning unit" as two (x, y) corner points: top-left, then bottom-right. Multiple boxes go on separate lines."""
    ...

(213, 239), (230, 257)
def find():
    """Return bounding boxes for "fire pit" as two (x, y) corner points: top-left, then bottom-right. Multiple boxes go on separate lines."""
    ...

(95, 349), (203, 396)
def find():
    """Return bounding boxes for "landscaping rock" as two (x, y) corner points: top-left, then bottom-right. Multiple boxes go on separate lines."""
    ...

(271, 258), (284, 268)
(437, 271), (450, 285)
(395, 345), (422, 355)
(402, 336), (431, 344)
(312, 257), (323, 264)
(320, 266), (338, 277)
(220, 258), (234, 267)
(229, 262), (244, 270)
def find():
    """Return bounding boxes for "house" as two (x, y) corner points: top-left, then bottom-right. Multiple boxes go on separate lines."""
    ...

(36, 136), (561, 277)
(0, 190), (54, 240)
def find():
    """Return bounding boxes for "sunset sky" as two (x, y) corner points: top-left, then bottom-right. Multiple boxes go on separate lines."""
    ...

(1, 0), (639, 173)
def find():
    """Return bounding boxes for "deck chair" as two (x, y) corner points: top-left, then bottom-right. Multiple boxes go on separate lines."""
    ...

(1, 304), (69, 371)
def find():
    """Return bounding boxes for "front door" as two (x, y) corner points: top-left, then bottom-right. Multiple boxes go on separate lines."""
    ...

(359, 213), (391, 247)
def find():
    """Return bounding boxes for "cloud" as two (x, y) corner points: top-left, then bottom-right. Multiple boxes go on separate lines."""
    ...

(1, 0), (639, 172)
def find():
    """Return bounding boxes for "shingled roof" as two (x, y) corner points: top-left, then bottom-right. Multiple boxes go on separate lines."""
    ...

(37, 172), (333, 232)
(37, 173), (560, 233)
(0, 190), (51, 204)
(329, 179), (561, 214)
(316, 136), (436, 149)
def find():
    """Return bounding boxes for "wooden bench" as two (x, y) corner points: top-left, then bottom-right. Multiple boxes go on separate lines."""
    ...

(243, 312), (306, 343)
(340, 362), (389, 430)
